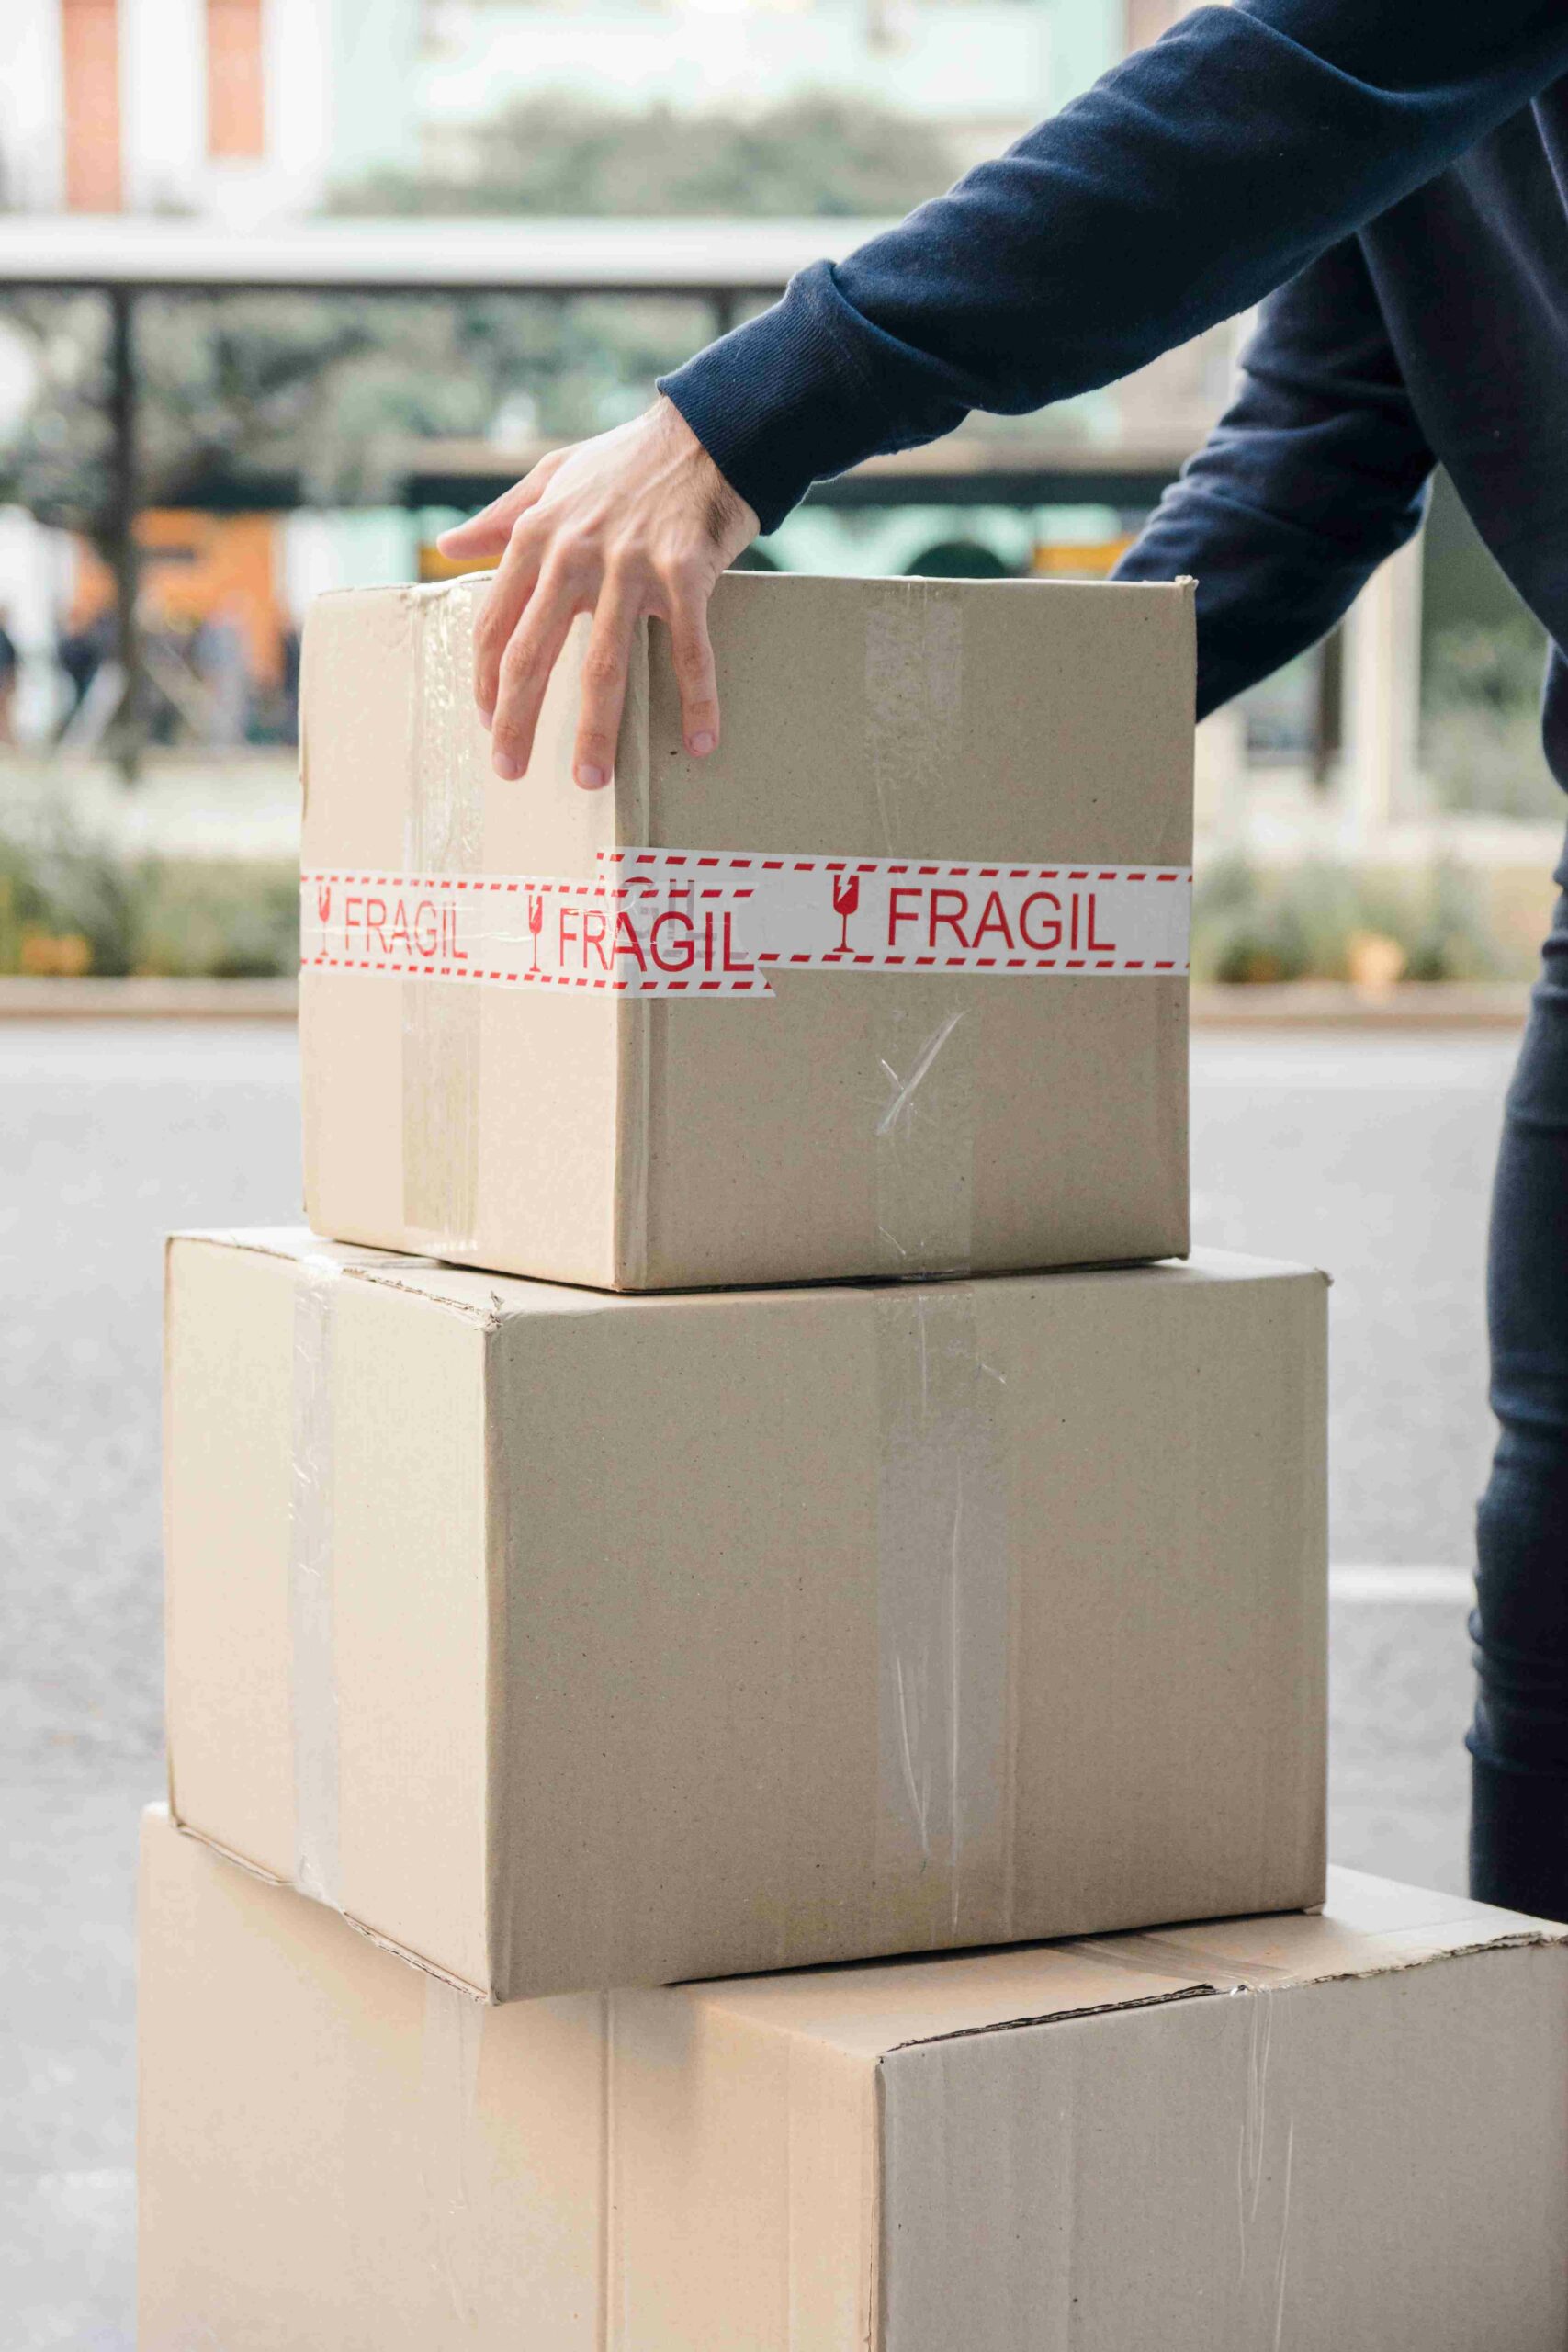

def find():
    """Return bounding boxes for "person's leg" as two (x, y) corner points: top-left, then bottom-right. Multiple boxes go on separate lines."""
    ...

(1472, 831), (1568, 1917)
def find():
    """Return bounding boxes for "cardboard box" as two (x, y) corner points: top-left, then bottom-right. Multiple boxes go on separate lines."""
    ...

(139, 1811), (1568, 2351)
(164, 1229), (1326, 2000)
(299, 569), (1193, 1289)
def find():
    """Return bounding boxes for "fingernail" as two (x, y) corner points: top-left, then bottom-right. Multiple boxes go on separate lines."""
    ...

(493, 751), (521, 781)
(575, 763), (608, 791)
(479, 705), (494, 731)
(688, 730), (716, 757)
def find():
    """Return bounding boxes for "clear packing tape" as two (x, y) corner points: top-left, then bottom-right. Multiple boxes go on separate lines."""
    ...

(874, 1281), (1011, 1937)
(288, 1240), (429, 1911)
(285, 1244), (1021, 1949)
(401, 582), (484, 1257)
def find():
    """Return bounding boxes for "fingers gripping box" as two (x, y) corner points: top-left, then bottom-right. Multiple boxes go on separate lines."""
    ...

(140, 1818), (1568, 2352)
(164, 1231), (1327, 2002)
(299, 569), (1193, 1290)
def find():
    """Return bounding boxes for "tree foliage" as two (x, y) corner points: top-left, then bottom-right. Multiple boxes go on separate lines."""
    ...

(330, 93), (953, 220)
(0, 94), (951, 523)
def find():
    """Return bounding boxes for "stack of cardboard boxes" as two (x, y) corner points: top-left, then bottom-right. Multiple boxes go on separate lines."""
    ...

(141, 573), (1568, 2346)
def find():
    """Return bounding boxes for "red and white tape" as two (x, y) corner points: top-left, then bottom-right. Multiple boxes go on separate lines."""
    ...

(300, 850), (1190, 997)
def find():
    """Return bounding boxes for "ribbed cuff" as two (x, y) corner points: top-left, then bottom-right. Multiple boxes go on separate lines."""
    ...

(1469, 1747), (1568, 1922)
(658, 263), (885, 537)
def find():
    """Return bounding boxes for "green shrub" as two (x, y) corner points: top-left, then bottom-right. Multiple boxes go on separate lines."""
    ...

(1423, 619), (1561, 820)
(0, 820), (297, 978)
(1192, 856), (1498, 985)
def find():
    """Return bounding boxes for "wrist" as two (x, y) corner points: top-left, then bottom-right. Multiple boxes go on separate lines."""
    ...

(659, 264), (878, 537)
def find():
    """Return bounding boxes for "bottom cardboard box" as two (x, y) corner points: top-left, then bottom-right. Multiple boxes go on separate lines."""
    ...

(138, 1806), (1568, 2351)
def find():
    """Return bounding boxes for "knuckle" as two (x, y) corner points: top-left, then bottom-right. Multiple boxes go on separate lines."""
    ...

(580, 645), (624, 692)
(603, 552), (649, 599)
(662, 550), (706, 598)
(496, 639), (537, 692)
(541, 554), (590, 604)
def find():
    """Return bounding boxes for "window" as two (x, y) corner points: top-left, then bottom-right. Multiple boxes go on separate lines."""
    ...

(206, 0), (266, 161)
(61, 0), (123, 211)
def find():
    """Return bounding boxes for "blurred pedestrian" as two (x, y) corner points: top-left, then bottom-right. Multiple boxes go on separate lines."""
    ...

(192, 603), (251, 748)
(441, 0), (1568, 1922)
(0, 607), (18, 748)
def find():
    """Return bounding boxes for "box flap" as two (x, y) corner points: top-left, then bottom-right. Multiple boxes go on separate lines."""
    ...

(689, 1870), (1568, 2062)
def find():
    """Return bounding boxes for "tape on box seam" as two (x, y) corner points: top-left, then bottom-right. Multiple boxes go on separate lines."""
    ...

(302, 853), (1191, 996)
(874, 1283), (1015, 1944)
(288, 1238), (439, 1913)
(420, 1973), (487, 2331)
(401, 582), (485, 1256)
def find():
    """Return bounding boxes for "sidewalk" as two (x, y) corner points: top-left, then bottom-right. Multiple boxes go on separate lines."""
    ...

(1, 1016), (1513, 2350)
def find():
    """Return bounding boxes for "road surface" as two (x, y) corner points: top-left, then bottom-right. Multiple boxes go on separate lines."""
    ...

(1, 1019), (1513, 2348)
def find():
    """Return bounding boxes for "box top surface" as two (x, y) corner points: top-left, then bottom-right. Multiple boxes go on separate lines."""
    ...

(683, 1869), (1568, 2061)
(301, 567), (1195, 874)
(170, 1228), (1325, 1327)
(317, 571), (1192, 615)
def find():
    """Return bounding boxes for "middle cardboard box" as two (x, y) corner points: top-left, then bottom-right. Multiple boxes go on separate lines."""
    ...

(165, 1229), (1327, 2002)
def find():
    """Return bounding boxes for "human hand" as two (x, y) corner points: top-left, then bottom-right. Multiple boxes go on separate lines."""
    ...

(435, 397), (759, 788)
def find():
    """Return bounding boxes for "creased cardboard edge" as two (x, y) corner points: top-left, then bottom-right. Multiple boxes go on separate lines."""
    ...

(166, 1229), (505, 1327)
(163, 1809), (495, 2004)
(160, 1238), (181, 1830)
(874, 1926), (1568, 2062)
(481, 1315), (512, 2006)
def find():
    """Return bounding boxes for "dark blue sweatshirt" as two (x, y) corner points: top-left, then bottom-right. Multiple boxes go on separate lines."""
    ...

(660, 2), (1568, 782)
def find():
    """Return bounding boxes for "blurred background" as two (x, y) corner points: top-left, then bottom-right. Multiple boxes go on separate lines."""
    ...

(0, 6), (1552, 2346)
(0, 0), (1558, 985)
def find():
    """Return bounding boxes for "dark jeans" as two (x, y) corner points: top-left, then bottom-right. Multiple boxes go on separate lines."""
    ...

(1472, 834), (1568, 1917)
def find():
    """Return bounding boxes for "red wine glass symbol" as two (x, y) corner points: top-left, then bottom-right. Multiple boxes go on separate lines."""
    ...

(526, 891), (545, 970)
(831, 870), (861, 955)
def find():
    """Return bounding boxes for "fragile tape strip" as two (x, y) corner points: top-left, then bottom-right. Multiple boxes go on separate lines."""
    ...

(300, 850), (1191, 998)
(874, 1284), (1014, 1944)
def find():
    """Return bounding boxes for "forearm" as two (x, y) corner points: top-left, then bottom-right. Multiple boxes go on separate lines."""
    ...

(1118, 475), (1428, 720)
(663, 0), (1568, 531)
(1115, 239), (1437, 714)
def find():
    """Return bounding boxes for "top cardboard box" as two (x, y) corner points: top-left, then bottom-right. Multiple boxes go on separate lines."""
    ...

(300, 569), (1193, 1290)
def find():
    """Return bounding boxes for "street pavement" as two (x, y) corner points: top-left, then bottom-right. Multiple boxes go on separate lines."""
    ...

(1, 1018), (1516, 2348)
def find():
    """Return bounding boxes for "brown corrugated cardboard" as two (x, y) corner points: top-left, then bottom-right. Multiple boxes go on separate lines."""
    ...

(299, 569), (1193, 1289)
(164, 1229), (1326, 2000)
(139, 1810), (1568, 2352)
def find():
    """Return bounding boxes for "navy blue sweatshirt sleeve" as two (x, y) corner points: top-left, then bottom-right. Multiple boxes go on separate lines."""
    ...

(660, 0), (1568, 533)
(1115, 237), (1435, 718)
